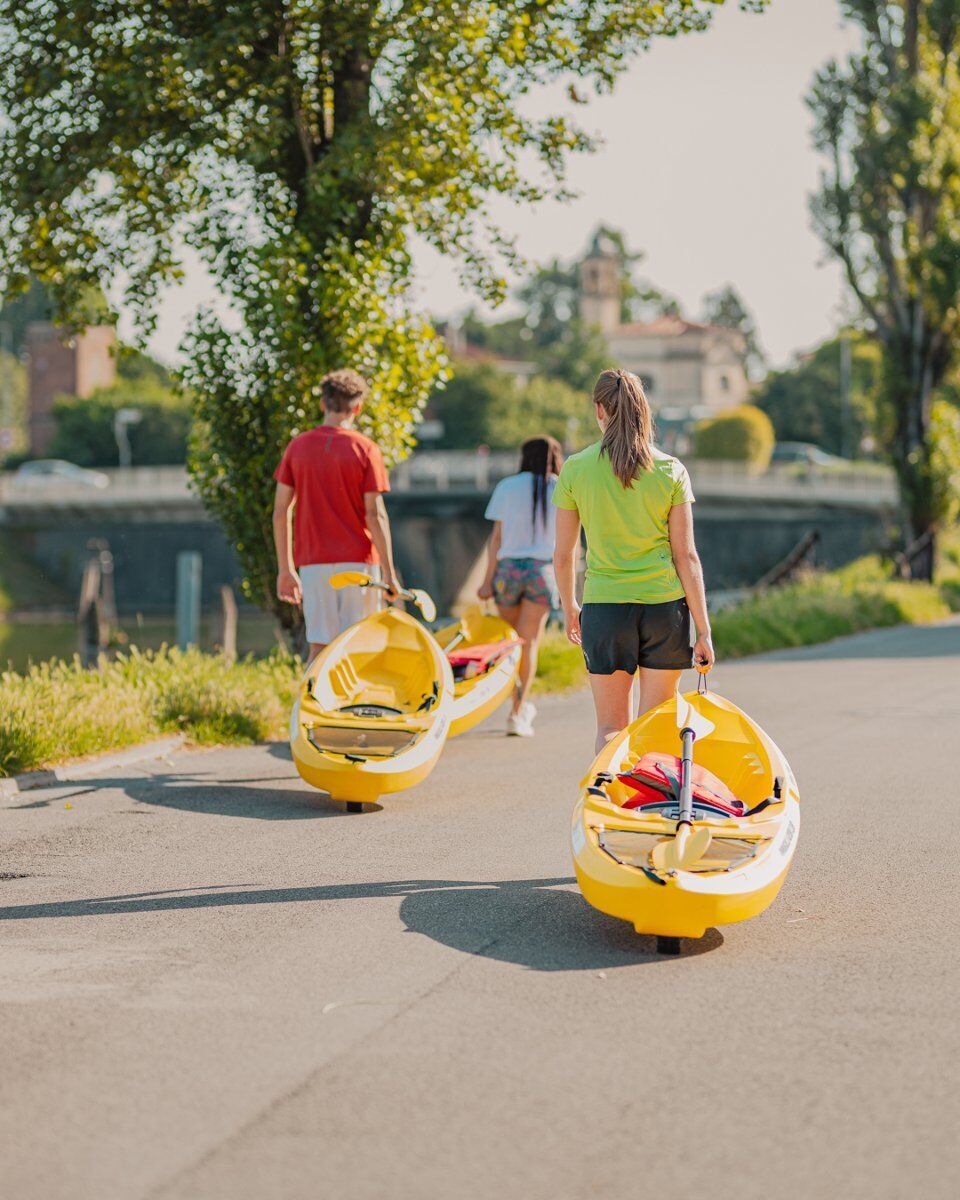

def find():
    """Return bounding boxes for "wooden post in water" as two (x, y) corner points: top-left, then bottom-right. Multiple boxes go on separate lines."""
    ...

(175, 552), (202, 650)
(76, 540), (116, 667)
(218, 585), (238, 663)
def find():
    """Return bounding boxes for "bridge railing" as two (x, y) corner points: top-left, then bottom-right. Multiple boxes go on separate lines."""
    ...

(0, 455), (899, 509)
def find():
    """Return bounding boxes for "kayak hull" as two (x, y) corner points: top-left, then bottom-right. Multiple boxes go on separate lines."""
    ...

(572, 689), (800, 939)
(290, 608), (454, 805)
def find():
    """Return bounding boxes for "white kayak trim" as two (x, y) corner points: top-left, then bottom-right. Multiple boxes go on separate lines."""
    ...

(450, 643), (521, 723)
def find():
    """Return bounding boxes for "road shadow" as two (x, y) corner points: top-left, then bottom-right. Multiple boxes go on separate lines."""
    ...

(758, 619), (960, 662)
(0, 876), (722, 968)
(10, 771), (364, 820)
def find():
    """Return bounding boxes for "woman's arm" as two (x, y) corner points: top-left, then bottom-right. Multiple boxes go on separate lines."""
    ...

(554, 507), (583, 646)
(477, 522), (502, 600)
(668, 502), (715, 669)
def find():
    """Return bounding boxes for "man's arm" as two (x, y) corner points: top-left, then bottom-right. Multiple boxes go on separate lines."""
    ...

(554, 507), (582, 646)
(668, 502), (714, 669)
(273, 482), (303, 604)
(364, 492), (400, 596)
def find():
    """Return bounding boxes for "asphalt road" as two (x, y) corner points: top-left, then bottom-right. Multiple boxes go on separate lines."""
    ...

(2, 620), (959, 1200)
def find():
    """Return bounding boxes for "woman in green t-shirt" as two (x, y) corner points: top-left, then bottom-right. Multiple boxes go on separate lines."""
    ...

(553, 368), (714, 752)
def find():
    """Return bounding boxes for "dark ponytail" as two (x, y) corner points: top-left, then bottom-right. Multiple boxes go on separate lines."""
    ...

(519, 435), (564, 528)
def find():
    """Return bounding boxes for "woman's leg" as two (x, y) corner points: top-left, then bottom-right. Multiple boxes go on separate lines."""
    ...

(636, 667), (682, 720)
(588, 671), (635, 755)
(513, 598), (550, 713)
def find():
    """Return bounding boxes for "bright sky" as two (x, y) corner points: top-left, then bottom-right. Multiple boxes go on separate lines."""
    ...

(137, 0), (861, 372)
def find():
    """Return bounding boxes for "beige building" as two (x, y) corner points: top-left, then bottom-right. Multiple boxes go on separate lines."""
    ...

(579, 234), (749, 426)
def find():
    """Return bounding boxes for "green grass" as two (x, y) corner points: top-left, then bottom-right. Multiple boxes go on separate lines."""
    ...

(0, 647), (300, 777)
(532, 630), (588, 696)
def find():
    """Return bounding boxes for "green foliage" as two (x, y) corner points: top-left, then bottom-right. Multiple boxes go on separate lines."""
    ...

(0, 646), (300, 776)
(531, 629), (587, 696)
(0, 279), (51, 355)
(0, 348), (27, 460)
(754, 332), (881, 457)
(700, 284), (764, 375)
(0, 0), (763, 630)
(808, 3), (960, 574)
(711, 569), (952, 659)
(693, 404), (774, 468)
(429, 360), (588, 450)
(49, 377), (190, 467)
(929, 398), (960, 528)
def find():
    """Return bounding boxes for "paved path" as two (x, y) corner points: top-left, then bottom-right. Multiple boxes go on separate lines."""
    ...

(2, 621), (960, 1200)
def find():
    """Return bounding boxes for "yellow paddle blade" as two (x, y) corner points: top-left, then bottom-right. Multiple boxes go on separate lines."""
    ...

(650, 825), (714, 872)
(328, 571), (372, 590)
(409, 589), (436, 623)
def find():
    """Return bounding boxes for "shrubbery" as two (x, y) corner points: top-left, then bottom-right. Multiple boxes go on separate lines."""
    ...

(0, 647), (300, 777)
(693, 404), (775, 469)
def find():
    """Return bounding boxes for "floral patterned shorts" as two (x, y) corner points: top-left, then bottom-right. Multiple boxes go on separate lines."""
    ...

(493, 557), (560, 610)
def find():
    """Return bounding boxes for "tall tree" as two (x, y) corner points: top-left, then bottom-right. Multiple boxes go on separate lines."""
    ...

(0, 1), (765, 627)
(808, 1), (960, 579)
(701, 284), (765, 375)
(754, 332), (881, 458)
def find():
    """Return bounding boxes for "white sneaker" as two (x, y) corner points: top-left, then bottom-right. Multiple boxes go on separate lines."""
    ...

(506, 702), (536, 737)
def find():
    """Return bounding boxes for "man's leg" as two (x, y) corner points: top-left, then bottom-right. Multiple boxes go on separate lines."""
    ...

(300, 565), (338, 664)
(334, 563), (382, 635)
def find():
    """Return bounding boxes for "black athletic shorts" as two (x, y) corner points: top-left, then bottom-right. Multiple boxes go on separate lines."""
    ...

(580, 599), (693, 675)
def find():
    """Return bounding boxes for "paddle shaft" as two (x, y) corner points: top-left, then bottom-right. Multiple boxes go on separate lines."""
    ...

(678, 727), (696, 826)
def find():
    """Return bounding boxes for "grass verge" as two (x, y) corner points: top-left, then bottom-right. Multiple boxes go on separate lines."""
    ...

(0, 647), (300, 778)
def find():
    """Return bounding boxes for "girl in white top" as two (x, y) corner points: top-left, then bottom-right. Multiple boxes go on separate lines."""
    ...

(479, 435), (564, 736)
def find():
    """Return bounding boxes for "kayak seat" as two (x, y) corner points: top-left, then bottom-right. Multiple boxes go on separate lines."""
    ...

(618, 752), (746, 816)
(447, 640), (515, 673)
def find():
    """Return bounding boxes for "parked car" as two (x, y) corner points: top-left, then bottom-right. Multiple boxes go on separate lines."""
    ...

(12, 459), (110, 490)
(771, 442), (846, 468)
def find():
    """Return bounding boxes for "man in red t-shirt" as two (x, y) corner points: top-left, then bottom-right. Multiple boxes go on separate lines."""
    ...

(273, 368), (400, 659)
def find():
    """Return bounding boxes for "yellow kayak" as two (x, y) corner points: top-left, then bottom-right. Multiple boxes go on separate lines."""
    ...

(433, 607), (521, 738)
(572, 687), (799, 950)
(290, 607), (454, 809)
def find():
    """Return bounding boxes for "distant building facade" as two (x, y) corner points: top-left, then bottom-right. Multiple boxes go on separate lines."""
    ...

(25, 322), (117, 454)
(578, 233), (749, 428)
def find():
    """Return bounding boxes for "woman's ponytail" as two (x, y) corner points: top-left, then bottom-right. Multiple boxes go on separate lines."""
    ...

(593, 368), (653, 487)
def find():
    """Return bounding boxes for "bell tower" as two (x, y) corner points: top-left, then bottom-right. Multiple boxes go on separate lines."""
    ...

(579, 231), (621, 334)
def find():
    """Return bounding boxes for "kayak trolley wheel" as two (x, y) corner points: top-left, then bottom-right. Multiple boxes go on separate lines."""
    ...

(656, 936), (682, 956)
(346, 801), (364, 814)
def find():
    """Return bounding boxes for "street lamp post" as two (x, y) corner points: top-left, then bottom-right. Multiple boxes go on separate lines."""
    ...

(114, 407), (142, 469)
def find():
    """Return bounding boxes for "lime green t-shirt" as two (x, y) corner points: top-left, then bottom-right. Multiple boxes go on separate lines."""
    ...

(552, 442), (695, 603)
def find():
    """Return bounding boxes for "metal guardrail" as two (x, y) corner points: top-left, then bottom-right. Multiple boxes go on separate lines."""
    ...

(0, 456), (899, 511)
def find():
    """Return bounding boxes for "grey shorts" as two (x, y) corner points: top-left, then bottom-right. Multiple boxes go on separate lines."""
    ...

(299, 563), (381, 645)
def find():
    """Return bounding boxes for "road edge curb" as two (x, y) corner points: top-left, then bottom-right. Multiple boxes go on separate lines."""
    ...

(0, 735), (186, 803)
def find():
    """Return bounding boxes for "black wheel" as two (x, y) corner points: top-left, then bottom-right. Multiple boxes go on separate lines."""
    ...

(346, 801), (364, 814)
(656, 936), (682, 956)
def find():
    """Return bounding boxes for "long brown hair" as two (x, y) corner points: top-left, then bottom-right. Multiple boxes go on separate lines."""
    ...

(593, 368), (653, 487)
(519, 435), (564, 526)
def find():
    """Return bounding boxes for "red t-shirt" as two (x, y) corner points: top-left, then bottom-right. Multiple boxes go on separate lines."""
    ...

(274, 426), (390, 566)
